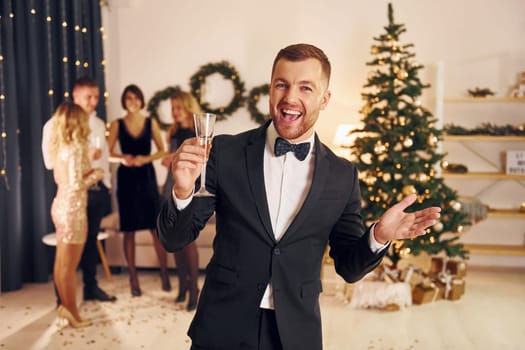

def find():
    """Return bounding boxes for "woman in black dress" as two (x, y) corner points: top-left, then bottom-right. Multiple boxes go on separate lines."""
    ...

(107, 84), (171, 296)
(161, 90), (201, 310)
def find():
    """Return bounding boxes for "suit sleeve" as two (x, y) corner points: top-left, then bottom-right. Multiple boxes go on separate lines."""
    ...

(157, 195), (198, 252)
(328, 165), (387, 283)
(157, 137), (218, 252)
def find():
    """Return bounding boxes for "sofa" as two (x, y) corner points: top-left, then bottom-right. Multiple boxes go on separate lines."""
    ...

(101, 212), (215, 270)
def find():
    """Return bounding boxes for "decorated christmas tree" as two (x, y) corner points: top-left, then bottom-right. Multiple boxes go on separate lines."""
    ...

(351, 3), (469, 266)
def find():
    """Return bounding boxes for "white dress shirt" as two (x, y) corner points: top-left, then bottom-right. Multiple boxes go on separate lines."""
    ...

(41, 117), (55, 170)
(174, 122), (387, 309)
(87, 114), (111, 188)
(41, 112), (111, 188)
(258, 123), (315, 308)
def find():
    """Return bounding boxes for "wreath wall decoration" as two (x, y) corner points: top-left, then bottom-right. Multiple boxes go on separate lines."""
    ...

(189, 61), (246, 120)
(146, 85), (181, 130)
(247, 84), (270, 125)
(147, 62), (271, 129)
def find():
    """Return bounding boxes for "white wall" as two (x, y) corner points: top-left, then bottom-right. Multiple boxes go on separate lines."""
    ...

(102, 0), (525, 266)
(102, 0), (525, 136)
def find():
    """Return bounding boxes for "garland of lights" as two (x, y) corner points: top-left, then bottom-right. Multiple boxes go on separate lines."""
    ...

(247, 83), (270, 125)
(189, 61), (245, 120)
(146, 85), (181, 130)
(444, 123), (525, 136)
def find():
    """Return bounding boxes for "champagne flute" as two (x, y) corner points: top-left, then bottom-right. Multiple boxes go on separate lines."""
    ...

(94, 136), (101, 150)
(90, 136), (102, 190)
(193, 113), (216, 197)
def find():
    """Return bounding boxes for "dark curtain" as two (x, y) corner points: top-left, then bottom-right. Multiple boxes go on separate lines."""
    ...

(0, 0), (106, 292)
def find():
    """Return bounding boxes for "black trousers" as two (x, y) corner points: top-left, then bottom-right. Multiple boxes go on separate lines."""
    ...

(80, 183), (111, 288)
(257, 309), (283, 350)
(190, 309), (283, 350)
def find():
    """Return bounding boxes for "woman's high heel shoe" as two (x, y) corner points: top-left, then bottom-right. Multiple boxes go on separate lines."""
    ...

(161, 274), (172, 292)
(130, 277), (142, 297)
(175, 288), (187, 303)
(187, 289), (200, 311)
(187, 300), (198, 311)
(57, 306), (92, 328)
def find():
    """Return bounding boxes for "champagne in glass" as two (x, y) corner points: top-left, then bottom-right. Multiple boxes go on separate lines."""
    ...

(89, 136), (103, 189)
(193, 113), (216, 197)
(94, 136), (102, 150)
(198, 135), (212, 160)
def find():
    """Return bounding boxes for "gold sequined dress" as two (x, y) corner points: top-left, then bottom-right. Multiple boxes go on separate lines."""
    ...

(51, 143), (103, 244)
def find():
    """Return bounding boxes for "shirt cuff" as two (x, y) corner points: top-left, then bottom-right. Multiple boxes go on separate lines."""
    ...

(172, 188), (193, 210)
(369, 223), (389, 253)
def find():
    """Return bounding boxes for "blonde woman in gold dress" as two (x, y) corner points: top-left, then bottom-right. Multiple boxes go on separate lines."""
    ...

(48, 102), (104, 328)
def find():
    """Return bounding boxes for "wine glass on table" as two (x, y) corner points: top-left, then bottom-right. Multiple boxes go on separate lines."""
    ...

(193, 113), (216, 197)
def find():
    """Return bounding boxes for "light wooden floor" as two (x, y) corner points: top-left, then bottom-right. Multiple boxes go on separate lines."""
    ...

(0, 267), (524, 350)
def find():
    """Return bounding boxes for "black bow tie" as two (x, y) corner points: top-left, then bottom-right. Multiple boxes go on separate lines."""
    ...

(274, 137), (311, 161)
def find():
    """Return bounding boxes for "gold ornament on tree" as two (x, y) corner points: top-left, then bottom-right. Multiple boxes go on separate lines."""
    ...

(360, 153), (373, 165)
(417, 173), (429, 182)
(450, 200), (462, 211)
(433, 221), (444, 232)
(374, 141), (386, 154)
(427, 134), (438, 147)
(402, 185), (417, 196)
(396, 69), (408, 79)
(393, 142), (403, 152)
(403, 137), (413, 148)
(365, 175), (377, 186)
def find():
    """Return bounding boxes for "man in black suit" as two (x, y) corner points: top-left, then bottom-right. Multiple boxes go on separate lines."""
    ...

(157, 43), (441, 350)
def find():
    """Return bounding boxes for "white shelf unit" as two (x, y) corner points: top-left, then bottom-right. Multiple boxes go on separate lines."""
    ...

(434, 87), (525, 263)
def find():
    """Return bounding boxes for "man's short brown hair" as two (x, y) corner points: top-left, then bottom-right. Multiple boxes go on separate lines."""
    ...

(73, 76), (98, 91)
(271, 43), (331, 83)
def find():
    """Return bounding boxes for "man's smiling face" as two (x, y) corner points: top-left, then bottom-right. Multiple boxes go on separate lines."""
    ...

(269, 57), (331, 142)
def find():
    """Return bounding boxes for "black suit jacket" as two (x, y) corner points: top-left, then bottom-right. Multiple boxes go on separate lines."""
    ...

(157, 122), (386, 350)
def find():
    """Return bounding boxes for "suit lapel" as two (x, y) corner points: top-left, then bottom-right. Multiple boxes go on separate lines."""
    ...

(281, 135), (330, 241)
(246, 123), (275, 244)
